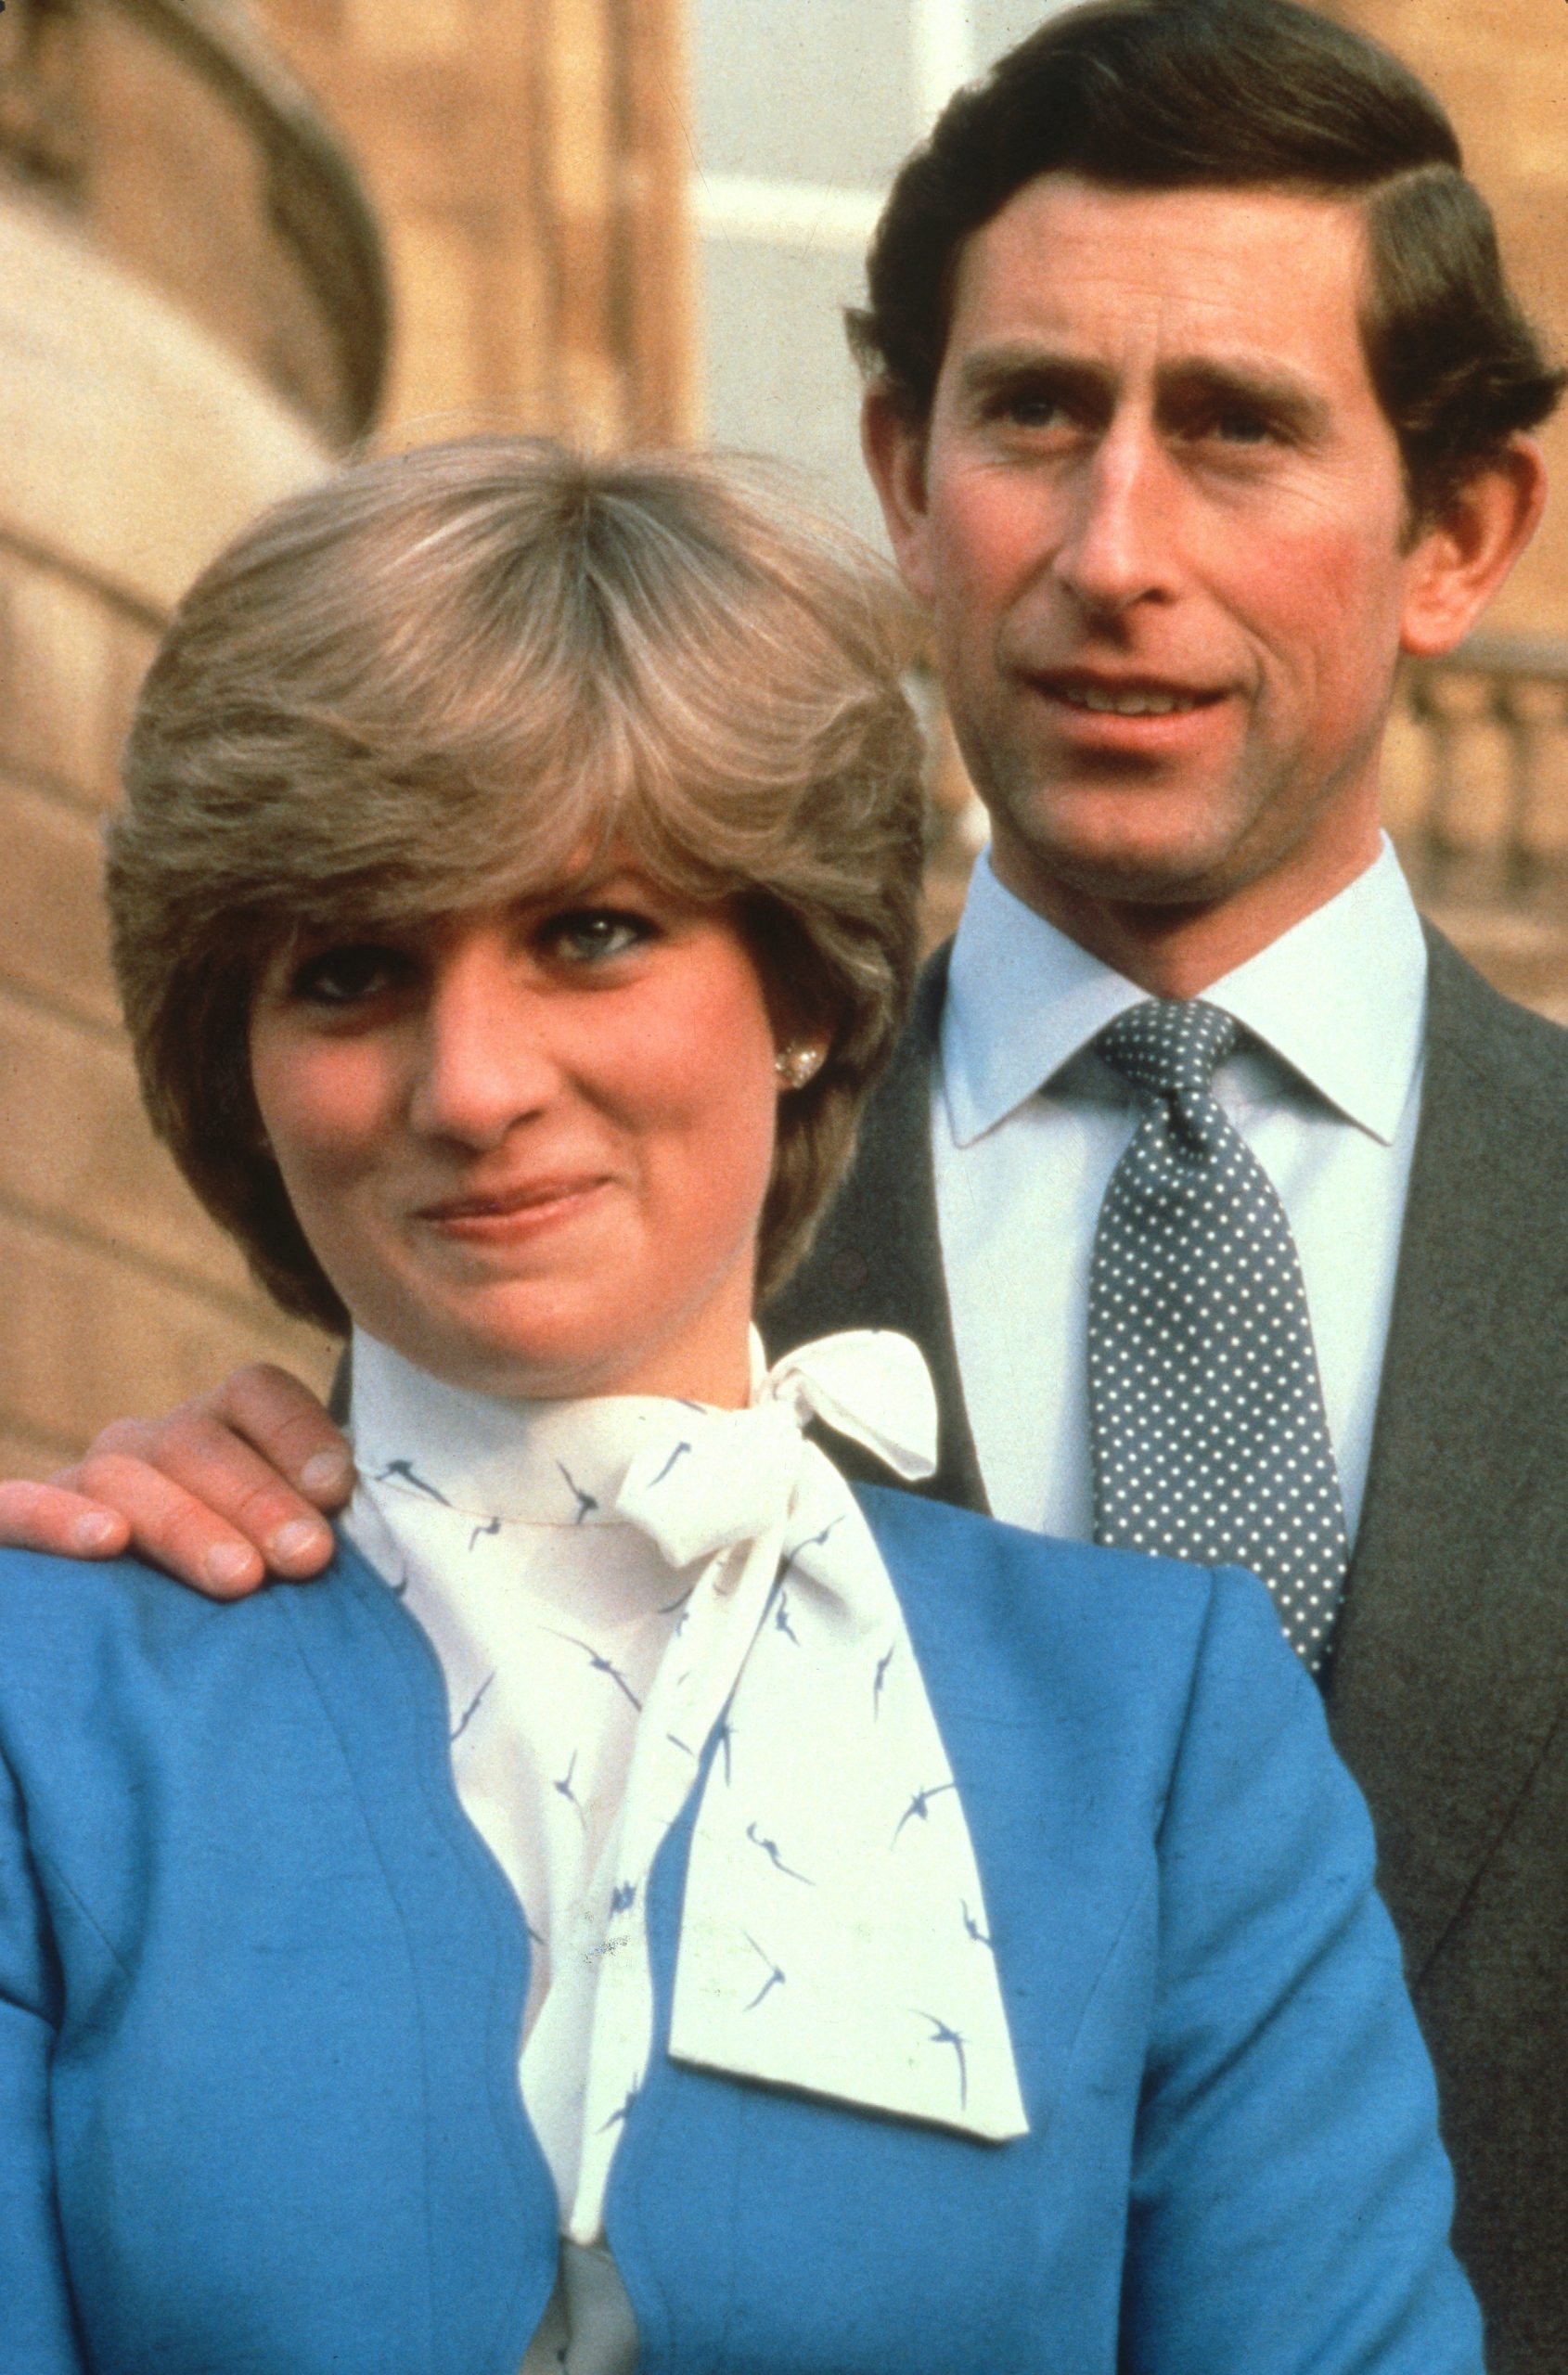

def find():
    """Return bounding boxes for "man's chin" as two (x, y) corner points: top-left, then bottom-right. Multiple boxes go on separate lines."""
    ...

(988, 817), (1255, 918)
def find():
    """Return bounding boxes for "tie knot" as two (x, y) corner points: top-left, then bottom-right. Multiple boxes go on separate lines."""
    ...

(1097, 998), (1238, 1106)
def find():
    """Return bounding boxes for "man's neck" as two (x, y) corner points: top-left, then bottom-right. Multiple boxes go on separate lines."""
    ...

(989, 826), (1384, 999)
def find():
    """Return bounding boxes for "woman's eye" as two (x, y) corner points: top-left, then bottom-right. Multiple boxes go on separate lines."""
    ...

(289, 944), (411, 1006)
(541, 908), (653, 966)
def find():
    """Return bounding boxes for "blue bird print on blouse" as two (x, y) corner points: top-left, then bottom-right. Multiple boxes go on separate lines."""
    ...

(872, 1641), (896, 1718)
(742, 1931), (787, 2009)
(552, 1750), (588, 1828)
(609, 1881), (637, 1917)
(545, 1628), (643, 1709)
(961, 1899), (995, 1950)
(773, 1591), (803, 1647)
(892, 1779), (958, 1847)
(376, 1457), (450, 1504)
(449, 1671), (495, 1744)
(915, 2012), (969, 2109)
(778, 1514), (844, 1581)
(468, 1514), (501, 1553)
(746, 1820), (813, 1884)
(647, 1439), (693, 1488)
(556, 1461), (598, 1523)
(598, 2079), (640, 2135)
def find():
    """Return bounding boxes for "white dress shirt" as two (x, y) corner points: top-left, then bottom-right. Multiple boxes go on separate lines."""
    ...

(933, 839), (1429, 1542)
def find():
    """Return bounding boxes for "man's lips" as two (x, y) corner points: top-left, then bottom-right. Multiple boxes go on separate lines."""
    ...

(1025, 671), (1228, 720)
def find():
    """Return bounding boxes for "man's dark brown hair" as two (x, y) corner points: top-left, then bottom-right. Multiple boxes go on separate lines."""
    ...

(850, 0), (1563, 519)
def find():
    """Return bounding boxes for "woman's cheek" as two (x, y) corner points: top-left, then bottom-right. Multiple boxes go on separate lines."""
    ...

(255, 1032), (403, 1186)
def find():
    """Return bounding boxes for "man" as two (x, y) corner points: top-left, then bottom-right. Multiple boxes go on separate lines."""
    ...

(6, 2), (1566, 2365)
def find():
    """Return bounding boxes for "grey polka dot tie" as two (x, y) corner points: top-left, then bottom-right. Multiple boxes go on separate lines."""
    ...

(1087, 999), (1349, 1672)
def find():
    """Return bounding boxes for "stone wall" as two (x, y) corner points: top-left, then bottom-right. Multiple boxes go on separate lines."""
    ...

(0, 0), (387, 1470)
(260, 0), (695, 444)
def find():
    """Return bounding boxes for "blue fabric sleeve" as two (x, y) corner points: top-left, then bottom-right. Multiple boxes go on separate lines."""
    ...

(0, 1742), (89, 2372)
(1121, 1566), (1484, 2375)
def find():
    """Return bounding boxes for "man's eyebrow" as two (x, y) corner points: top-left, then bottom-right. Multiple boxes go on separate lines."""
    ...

(1153, 358), (1334, 439)
(953, 345), (1110, 404)
(952, 344), (1334, 439)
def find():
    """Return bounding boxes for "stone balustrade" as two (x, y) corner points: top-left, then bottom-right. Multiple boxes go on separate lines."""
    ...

(1389, 635), (1568, 1021)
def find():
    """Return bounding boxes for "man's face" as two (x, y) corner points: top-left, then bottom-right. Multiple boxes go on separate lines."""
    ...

(868, 175), (1465, 927)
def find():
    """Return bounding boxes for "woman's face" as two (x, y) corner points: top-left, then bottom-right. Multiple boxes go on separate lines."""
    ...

(249, 867), (786, 1406)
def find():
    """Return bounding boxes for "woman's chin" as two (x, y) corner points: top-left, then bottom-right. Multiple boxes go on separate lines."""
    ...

(351, 1283), (752, 1409)
(366, 1310), (639, 1405)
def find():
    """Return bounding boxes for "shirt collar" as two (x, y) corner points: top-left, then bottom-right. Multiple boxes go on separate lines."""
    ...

(941, 837), (1427, 1149)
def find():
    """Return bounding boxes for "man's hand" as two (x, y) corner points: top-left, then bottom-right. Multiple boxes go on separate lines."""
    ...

(0, 1365), (353, 1597)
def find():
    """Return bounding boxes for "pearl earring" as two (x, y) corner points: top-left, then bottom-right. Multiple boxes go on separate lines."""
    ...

(775, 1042), (825, 1089)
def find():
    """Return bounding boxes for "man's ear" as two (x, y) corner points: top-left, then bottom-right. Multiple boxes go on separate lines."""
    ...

(1399, 438), (1548, 658)
(861, 383), (937, 603)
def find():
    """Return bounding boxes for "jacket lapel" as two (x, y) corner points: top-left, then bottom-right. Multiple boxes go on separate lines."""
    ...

(1328, 930), (1568, 1978)
(765, 949), (989, 1512)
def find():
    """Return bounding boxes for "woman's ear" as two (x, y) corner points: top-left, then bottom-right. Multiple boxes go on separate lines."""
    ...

(1399, 438), (1548, 659)
(862, 384), (937, 605)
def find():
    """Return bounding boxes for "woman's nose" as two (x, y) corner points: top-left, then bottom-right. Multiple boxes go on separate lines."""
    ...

(1050, 421), (1178, 619)
(406, 935), (558, 1147)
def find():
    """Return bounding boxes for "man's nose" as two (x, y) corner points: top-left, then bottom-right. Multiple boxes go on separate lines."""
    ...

(1050, 420), (1177, 619)
(406, 938), (557, 1147)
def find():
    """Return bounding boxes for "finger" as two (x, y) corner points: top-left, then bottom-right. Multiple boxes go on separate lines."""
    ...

(71, 1451), (282, 1598)
(79, 1415), (339, 1581)
(0, 1480), (130, 1558)
(207, 1363), (354, 1508)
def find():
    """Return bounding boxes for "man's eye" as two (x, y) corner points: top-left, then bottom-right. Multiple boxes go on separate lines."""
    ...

(289, 945), (409, 1005)
(1208, 411), (1277, 446)
(541, 908), (653, 966)
(991, 391), (1071, 431)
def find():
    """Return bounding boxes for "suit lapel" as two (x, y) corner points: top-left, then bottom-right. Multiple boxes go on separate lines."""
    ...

(765, 949), (989, 1512)
(1329, 931), (1568, 1978)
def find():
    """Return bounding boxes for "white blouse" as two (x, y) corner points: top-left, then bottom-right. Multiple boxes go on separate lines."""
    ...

(344, 1325), (1026, 2364)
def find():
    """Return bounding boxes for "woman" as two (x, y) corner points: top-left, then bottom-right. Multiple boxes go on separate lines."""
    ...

(0, 438), (1478, 2373)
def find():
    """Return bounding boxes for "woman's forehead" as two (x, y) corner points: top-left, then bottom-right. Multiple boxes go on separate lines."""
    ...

(276, 843), (732, 944)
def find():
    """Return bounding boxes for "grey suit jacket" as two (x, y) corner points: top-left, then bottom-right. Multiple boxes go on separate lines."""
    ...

(766, 926), (1568, 2375)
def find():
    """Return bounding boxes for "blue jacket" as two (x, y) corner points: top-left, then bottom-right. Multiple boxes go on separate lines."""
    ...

(0, 1487), (1480, 2373)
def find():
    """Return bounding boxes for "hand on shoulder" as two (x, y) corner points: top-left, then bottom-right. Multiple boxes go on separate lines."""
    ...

(0, 1366), (351, 1598)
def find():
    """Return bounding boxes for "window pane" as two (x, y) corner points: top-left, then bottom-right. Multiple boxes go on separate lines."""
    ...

(970, 0), (1080, 75)
(694, 0), (919, 190)
(699, 235), (882, 536)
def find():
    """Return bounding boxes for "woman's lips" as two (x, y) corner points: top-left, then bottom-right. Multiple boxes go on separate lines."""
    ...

(414, 1175), (611, 1240)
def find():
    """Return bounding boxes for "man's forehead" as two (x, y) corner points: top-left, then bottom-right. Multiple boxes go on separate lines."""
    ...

(944, 173), (1372, 378)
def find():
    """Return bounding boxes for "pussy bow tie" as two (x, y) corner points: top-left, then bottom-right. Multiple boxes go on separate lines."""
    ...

(611, 1328), (940, 1565)
(577, 1329), (1030, 2241)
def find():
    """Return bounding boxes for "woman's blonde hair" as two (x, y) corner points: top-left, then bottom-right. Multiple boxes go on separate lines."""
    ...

(108, 436), (929, 1329)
